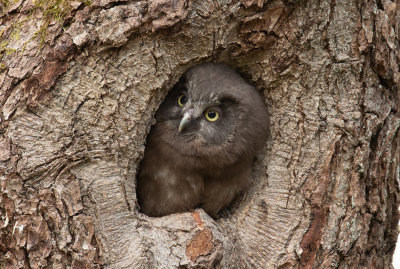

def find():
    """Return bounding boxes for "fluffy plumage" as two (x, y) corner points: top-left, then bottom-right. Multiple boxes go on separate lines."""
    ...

(137, 63), (269, 218)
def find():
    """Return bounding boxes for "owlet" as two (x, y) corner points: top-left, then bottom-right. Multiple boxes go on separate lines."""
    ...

(137, 63), (269, 218)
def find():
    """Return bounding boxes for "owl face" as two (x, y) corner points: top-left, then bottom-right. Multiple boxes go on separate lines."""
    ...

(156, 83), (238, 147)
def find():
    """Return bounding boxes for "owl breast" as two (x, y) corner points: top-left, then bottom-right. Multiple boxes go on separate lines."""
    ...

(137, 136), (204, 217)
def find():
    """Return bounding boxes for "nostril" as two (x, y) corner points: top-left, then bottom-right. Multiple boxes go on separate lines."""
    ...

(182, 110), (194, 120)
(184, 112), (191, 121)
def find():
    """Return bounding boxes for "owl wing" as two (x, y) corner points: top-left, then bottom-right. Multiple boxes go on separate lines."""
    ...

(137, 155), (204, 217)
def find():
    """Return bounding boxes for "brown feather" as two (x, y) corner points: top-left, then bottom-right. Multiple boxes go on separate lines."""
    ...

(136, 63), (269, 218)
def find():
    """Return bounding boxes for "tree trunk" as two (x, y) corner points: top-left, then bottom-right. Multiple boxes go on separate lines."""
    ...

(1, 0), (399, 268)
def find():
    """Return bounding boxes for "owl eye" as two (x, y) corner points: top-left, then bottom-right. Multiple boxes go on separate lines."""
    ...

(205, 109), (219, 122)
(178, 94), (187, 107)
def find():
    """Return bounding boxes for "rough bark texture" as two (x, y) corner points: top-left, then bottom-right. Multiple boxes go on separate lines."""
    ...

(1, 0), (399, 268)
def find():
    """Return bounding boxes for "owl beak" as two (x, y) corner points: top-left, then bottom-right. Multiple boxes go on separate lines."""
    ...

(178, 112), (191, 132)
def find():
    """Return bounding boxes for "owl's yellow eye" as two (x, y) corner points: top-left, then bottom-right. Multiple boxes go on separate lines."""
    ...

(205, 109), (219, 122)
(178, 94), (187, 107)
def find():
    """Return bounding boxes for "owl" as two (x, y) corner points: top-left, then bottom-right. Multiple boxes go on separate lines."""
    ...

(136, 63), (269, 218)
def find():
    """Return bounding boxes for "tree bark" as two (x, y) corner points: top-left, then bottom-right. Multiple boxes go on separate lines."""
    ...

(1, 0), (399, 268)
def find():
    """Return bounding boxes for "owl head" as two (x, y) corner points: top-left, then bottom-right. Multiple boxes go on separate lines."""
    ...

(153, 63), (269, 169)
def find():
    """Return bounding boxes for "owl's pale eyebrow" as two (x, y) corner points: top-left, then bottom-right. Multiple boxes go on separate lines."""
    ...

(199, 93), (220, 104)
(197, 96), (221, 107)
